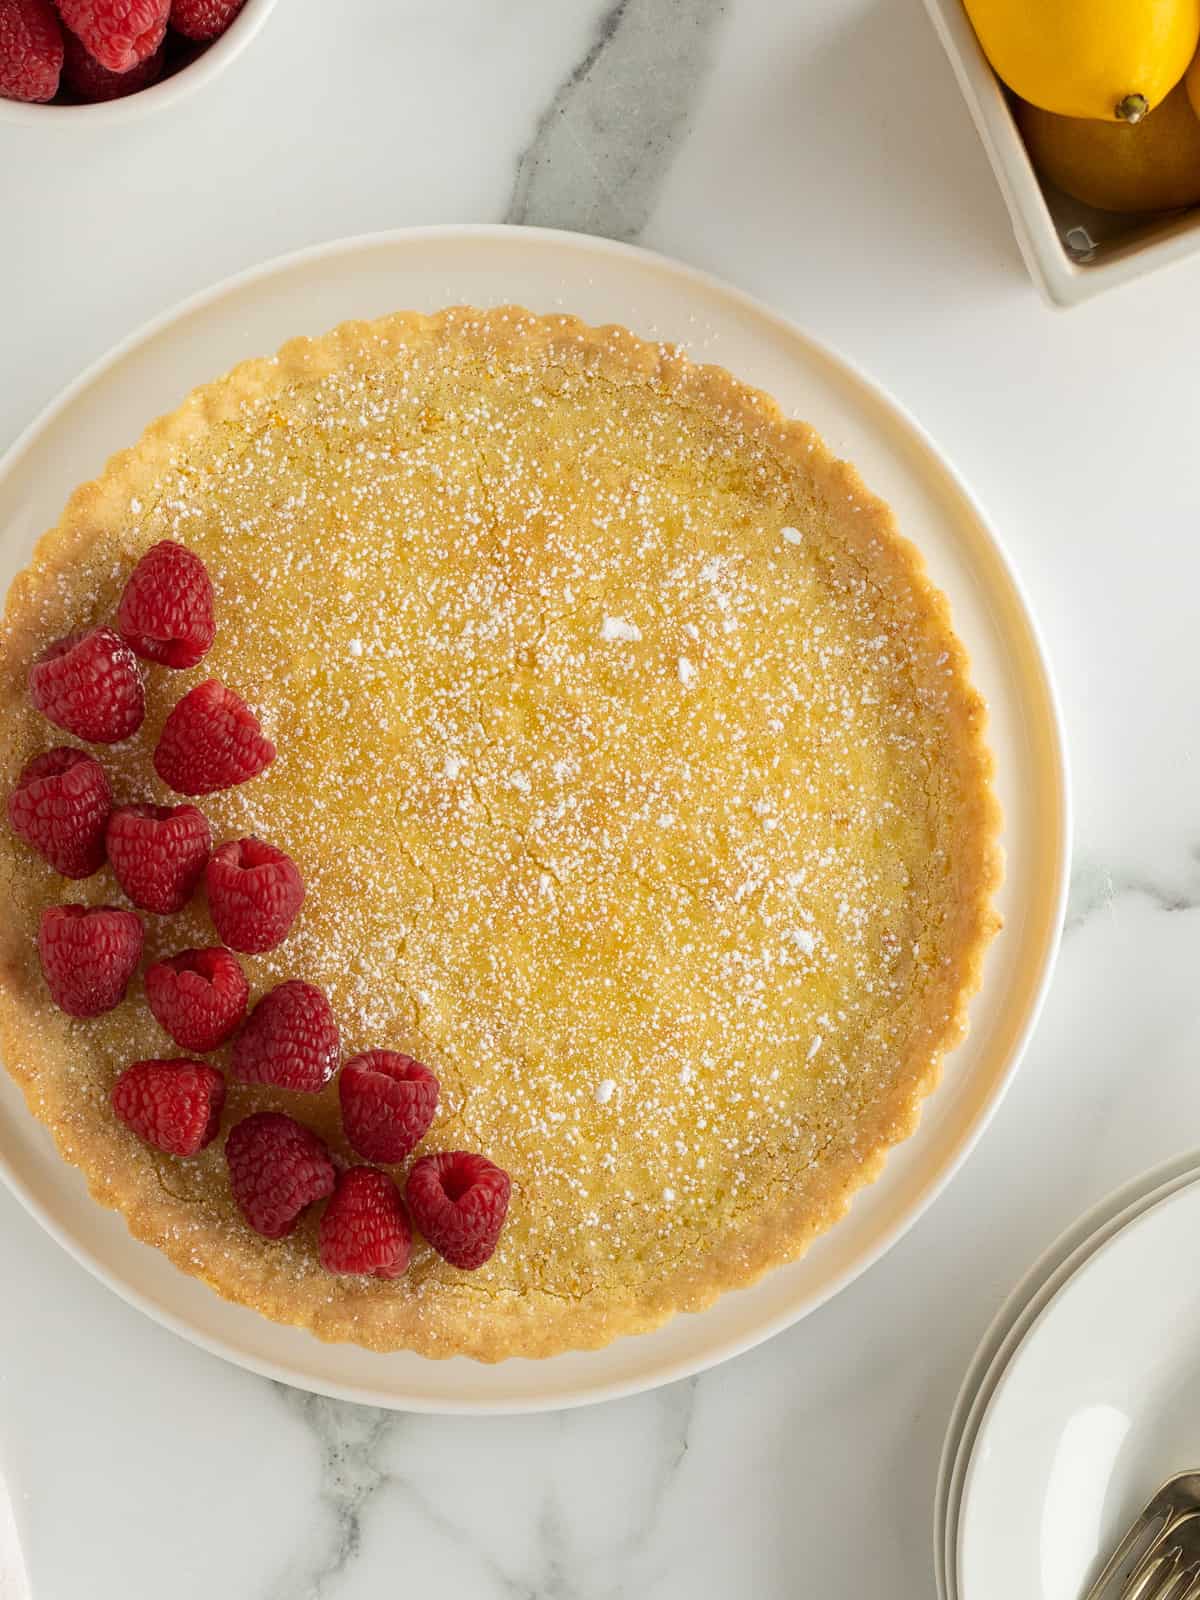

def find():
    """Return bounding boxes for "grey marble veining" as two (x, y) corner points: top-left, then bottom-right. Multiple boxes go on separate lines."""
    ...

(266, 1389), (395, 1600)
(1066, 860), (1200, 936)
(507, 0), (728, 240)
(263, 1375), (699, 1599)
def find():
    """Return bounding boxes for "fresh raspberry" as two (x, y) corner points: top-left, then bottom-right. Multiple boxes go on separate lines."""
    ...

(145, 946), (247, 1051)
(117, 541), (215, 668)
(318, 1166), (411, 1278)
(106, 802), (210, 913)
(7, 747), (111, 878)
(37, 903), (142, 1017)
(61, 19), (161, 97)
(0, 0), (62, 101)
(226, 1111), (335, 1239)
(205, 837), (304, 953)
(29, 627), (144, 745)
(405, 1151), (511, 1270)
(153, 679), (275, 796)
(339, 1051), (439, 1164)
(169, 0), (243, 40)
(112, 1057), (225, 1156)
(55, 0), (167, 72)
(231, 980), (339, 1093)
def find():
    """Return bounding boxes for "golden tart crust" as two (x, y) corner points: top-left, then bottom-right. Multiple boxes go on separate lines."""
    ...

(0, 307), (1000, 1361)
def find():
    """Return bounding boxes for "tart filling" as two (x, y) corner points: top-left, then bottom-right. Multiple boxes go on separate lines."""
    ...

(0, 308), (1000, 1360)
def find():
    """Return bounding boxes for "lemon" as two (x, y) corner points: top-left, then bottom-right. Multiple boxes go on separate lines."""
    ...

(965, 0), (1200, 121)
(1186, 41), (1200, 118)
(1016, 82), (1200, 211)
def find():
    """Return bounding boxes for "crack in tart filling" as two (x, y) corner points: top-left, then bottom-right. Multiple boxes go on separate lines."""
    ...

(0, 307), (1001, 1361)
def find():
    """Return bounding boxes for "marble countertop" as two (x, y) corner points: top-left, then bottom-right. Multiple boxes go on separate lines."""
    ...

(5, 0), (1200, 1594)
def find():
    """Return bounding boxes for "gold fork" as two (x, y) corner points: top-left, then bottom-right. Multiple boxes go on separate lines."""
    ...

(1084, 1476), (1200, 1600)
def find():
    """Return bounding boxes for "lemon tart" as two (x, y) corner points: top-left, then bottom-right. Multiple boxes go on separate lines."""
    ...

(0, 307), (1001, 1360)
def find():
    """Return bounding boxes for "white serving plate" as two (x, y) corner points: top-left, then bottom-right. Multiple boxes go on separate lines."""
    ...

(958, 1174), (1200, 1597)
(0, 225), (1068, 1412)
(923, 0), (1200, 306)
(935, 1150), (1200, 1598)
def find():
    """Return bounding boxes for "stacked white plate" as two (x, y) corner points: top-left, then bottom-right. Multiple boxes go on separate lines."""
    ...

(937, 1149), (1200, 1599)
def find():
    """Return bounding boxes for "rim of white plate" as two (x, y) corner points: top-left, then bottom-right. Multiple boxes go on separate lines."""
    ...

(956, 1169), (1200, 1596)
(935, 1148), (1200, 1598)
(0, 226), (1072, 1411)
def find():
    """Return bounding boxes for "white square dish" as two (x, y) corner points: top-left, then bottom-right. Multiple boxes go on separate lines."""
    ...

(923, 0), (1200, 305)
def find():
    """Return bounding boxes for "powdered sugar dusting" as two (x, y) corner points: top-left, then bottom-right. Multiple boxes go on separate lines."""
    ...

(0, 308), (979, 1321)
(600, 616), (641, 643)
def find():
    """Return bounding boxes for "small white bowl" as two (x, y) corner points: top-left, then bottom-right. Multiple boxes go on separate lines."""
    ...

(0, 0), (277, 127)
(923, 0), (1200, 305)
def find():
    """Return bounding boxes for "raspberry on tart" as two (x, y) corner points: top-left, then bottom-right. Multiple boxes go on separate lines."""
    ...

(406, 1151), (511, 1271)
(37, 904), (142, 1018)
(28, 627), (144, 745)
(7, 747), (111, 878)
(154, 679), (275, 796)
(112, 1058), (225, 1157)
(339, 1051), (438, 1164)
(205, 837), (304, 953)
(106, 802), (211, 914)
(318, 1166), (412, 1279)
(117, 540), (215, 669)
(145, 947), (248, 1052)
(225, 1112), (335, 1240)
(230, 980), (339, 1093)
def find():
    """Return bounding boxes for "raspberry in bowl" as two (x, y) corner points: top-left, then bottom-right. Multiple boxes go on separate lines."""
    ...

(0, 0), (277, 122)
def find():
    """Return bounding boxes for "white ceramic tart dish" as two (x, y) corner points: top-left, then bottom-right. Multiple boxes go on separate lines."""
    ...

(0, 302), (999, 1361)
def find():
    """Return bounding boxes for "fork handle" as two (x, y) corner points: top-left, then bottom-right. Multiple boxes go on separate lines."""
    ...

(1124, 1550), (1182, 1600)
